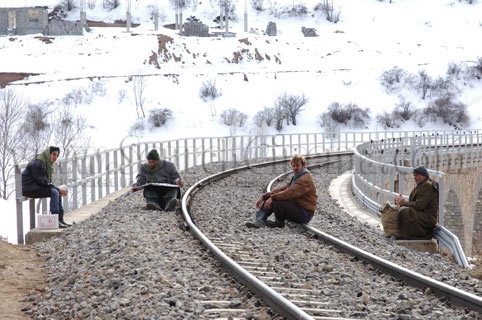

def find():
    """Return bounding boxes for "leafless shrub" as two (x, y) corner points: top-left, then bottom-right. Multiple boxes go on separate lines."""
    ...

(88, 0), (96, 9)
(199, 79), (221, 101)
(376, 111), (402, 130)
(253, 107), (275, 128)
(446, 61), (465, 80)
(200, 79), (221, 116)
(314, 0), (341, 23)
(431, 76), (459, 99)
(220, 108), (247, 127)
(148, 108), (173, 128)
(471, 57), (482, 80)
(320, 102), (370, 129)
(423, 97), (469, 130)
(317, 113), (340, 137)
(380, 67), (407, 93)
(250, 0), (264, 11)
(128, 119), (145, 136)
(416, 69), (433, 100)
(103, 0), (120, 10)
(62, 88), (86, 107)
(393, 97), (416, 121)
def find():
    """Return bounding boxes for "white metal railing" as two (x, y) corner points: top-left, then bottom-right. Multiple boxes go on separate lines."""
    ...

(14, 130), (481, 244)
(352, 130), (482, 267)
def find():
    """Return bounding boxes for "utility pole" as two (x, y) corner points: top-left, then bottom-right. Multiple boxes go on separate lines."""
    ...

(175, 0), (183, 31)
(244, 0), (248, 32)
(126, 0), (131, 32)
(80, 0), (86, 27)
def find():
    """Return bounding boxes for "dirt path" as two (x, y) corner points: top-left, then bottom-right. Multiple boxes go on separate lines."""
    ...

(0, 240), (46, 319)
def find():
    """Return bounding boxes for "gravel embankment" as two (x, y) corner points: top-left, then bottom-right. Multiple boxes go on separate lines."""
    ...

(24, 159), (481, 319)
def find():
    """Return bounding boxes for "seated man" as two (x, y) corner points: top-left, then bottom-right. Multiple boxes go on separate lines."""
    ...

(245, 154), (317, 228)
(394, 166), (439, 239)
(132, 149), (183, 211)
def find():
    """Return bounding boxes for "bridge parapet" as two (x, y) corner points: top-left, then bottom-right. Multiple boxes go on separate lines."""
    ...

(353, 130), (482, 258)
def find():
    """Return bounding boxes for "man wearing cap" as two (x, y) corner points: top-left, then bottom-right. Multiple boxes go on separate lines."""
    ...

(394, 166), (439, 239)
(22, 146), (71, 228)
(132, 149), (183, 211)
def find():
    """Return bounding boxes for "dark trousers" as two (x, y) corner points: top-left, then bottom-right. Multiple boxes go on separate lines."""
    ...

(257, 199), (312, 224)
(143, 186), (178, 209)
(273, 199), (313, 224)
(23, 187), (64, 214)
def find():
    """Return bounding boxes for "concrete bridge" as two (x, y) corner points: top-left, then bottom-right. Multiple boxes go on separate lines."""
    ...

(354, 132), (482, 257)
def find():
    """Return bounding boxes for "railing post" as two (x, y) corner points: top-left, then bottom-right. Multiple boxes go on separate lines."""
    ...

(15, 165), (24, 244)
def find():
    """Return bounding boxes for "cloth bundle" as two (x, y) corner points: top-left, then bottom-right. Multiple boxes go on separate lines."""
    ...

(379, 201), (401, 238)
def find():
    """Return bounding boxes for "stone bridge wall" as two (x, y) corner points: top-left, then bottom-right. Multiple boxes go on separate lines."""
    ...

(400, 152), (482, 255)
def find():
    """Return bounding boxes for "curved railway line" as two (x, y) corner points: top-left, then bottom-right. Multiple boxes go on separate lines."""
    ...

(25, 153), (482, 319)
(181, 153), (482, 319)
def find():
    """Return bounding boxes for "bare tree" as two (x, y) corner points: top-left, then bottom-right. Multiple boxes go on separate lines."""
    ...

(131, 75), (146, 119)
(53, 104), (92, 158)
(19, 102), (54, 158)
(0, 88), (26, 199)
(417, 69), (433, 100)
(275, 92), (308, 126)
(199, 79), (221, 116)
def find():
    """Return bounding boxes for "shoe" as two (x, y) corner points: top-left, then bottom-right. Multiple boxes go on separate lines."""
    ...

(265, 219), (285, 228)
(58, 220), (70, 229)
(245, 221), (264, 228)
(146, 200), (162, 211)
(164, 198), (177, 211)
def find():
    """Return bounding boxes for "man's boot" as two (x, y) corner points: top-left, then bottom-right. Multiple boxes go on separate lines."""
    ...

(146, 198), (162, 211)
(245, 210), (268, 228)
(265, 219), (285, 228)
(58, 210), (72, 228)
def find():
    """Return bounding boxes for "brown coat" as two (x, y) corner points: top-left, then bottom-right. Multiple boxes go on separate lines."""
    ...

(398, 179), (439, 239)
(264, 171), (318, 215)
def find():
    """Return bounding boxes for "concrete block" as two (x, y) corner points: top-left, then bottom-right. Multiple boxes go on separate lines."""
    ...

(395, 239), (438, 254)
(25, 228), (63, 245)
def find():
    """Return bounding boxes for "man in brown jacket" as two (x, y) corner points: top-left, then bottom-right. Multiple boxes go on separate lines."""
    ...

(394, 166), (439, 239)
(245, 154), (318, 228)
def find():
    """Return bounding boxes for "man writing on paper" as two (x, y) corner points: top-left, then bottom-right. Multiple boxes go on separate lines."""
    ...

(132, 149), (183, 211)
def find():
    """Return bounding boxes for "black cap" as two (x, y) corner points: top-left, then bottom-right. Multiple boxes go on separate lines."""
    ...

(413, 166), (429, 177)
(147, 149), (160, 161)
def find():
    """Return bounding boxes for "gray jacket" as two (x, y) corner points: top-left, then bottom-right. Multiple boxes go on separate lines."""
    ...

(135, 160), (181, 186)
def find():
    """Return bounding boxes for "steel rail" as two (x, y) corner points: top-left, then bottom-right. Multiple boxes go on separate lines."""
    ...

(180, 153), (351, 320)
(270, 165), (482, 313)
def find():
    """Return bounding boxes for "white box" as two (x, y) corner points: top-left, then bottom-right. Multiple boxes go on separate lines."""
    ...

(37, 214), (59, 229)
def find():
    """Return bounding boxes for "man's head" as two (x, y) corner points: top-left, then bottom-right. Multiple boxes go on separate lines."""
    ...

(413, 166), (429, 184)
(291, 154), (307, 175)
(147, 149), (160, 169)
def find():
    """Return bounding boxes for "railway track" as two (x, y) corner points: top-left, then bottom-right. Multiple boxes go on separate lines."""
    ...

(180, 153), (482, 319)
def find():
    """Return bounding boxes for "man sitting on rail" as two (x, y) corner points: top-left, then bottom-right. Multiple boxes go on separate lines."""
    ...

(394, 166), (439, 240)
(245, 154), (318, 228)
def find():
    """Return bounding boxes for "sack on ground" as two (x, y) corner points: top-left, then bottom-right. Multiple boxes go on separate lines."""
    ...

(380, 205), (401, 237)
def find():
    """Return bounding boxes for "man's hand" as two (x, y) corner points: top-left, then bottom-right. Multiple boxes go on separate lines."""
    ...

(131, 184), (138, 192)
(394, 194), (404, 205)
